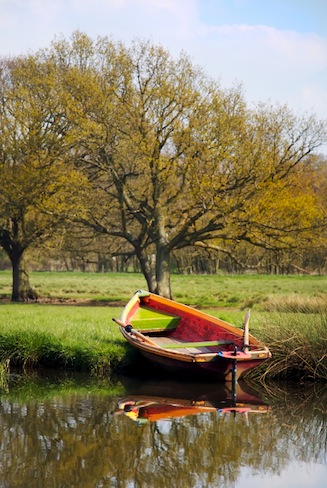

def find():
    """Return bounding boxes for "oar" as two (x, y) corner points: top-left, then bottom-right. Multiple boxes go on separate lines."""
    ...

(243, 309), (250, 352)
(112, 318), (159, 347)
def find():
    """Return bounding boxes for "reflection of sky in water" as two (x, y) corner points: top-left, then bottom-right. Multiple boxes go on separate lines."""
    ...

(156, 420), (174, 435)
(237, 462), (327, 488)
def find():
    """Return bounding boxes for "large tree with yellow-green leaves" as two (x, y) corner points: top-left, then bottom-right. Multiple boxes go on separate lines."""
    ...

(4, 32), (325, 299)
(41, 32), (327, 298)
(0, 56), (88, 301)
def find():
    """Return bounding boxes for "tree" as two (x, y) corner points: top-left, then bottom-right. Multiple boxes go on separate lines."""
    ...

(46, 33), (327, 298)
(0, 56), (88, 301)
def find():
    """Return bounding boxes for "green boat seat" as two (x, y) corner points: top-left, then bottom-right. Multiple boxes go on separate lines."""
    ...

(130, 306), (180, 332)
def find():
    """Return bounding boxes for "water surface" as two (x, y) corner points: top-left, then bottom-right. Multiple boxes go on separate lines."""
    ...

(0, 372), (326, 487)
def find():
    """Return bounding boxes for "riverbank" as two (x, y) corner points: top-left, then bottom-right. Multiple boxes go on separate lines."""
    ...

(0, 302), (326, 382)
(0, 272), (326, 382)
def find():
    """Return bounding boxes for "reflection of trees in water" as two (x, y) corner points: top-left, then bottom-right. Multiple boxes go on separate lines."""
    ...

(260, 382), (327, 467)
(0, 385), (326, 488)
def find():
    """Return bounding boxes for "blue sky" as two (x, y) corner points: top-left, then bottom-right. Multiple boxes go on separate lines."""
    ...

(1, 0), (326, 124)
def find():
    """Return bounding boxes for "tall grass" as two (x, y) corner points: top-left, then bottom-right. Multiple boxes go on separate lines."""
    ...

(262, 294), (327, 314)
(0, 304), (130, 377)
(245, 312), (327, 382)
(0, 358), (10, 391)
(203, 304), (327, 382)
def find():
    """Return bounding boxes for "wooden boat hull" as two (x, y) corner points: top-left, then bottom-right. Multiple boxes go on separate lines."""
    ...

(117, 290), (271, 382)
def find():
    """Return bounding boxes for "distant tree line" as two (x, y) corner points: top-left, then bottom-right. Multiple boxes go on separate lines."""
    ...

(1, 31), (327, 301)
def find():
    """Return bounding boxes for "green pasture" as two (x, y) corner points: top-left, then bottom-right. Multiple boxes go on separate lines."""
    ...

(0, 271), (326, 382)
(0, 270), (327, 309)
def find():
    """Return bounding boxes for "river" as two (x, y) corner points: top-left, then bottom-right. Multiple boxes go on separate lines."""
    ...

(0, 371), (326, 487)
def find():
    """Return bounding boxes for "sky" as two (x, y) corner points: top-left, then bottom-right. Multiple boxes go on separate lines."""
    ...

(0, 0), (327, 125)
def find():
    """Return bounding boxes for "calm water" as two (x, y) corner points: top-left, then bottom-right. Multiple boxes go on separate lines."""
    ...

(0, 372), (326, 487)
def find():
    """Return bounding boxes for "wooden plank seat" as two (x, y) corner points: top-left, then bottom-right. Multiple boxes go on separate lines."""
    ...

(161, 339), (234, 349)
(148, 336), (234, 354)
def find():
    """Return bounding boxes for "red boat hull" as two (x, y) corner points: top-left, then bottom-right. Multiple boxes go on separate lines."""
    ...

(139, 349), (260, 381)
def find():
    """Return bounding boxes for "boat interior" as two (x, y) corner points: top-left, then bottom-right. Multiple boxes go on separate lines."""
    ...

(129, 304), (241, 354)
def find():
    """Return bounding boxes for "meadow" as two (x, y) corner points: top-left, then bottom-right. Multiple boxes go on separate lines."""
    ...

(0, 271), (326, 382)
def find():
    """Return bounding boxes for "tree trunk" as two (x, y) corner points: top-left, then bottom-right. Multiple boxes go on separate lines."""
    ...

(0, 219), (38, 302)
(136, 249), (157, 293)
(155, 242), (172, 299)
(11, 252), (37, 302)
(11, 251), (26, 302)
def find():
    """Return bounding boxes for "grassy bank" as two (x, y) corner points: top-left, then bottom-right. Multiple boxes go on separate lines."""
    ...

(0, 304), (129, 376)
(0, 271), (326, 382)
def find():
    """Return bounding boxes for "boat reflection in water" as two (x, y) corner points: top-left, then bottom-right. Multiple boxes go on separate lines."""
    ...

(114, 378), (270, 424)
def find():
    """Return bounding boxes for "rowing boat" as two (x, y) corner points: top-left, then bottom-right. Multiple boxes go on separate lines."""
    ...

(114, 290), (271, 382)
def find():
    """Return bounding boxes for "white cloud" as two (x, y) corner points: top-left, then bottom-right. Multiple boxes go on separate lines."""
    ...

(0, 0), (326, 122)
(184, 22), (327, 118)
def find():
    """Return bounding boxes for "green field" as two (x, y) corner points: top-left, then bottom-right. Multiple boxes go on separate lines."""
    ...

(0, 271), (326, 382)
(1, 270), (327, 309)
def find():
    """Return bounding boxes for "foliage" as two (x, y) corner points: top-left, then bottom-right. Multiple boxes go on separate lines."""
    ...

(1, 31), (327, 302)
(42, 31), (327, 298)
(0, 55), (90, 300)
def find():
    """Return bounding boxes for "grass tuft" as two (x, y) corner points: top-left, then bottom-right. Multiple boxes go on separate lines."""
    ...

(246, 312), (327, 382)
(262, 294), (327, 314)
